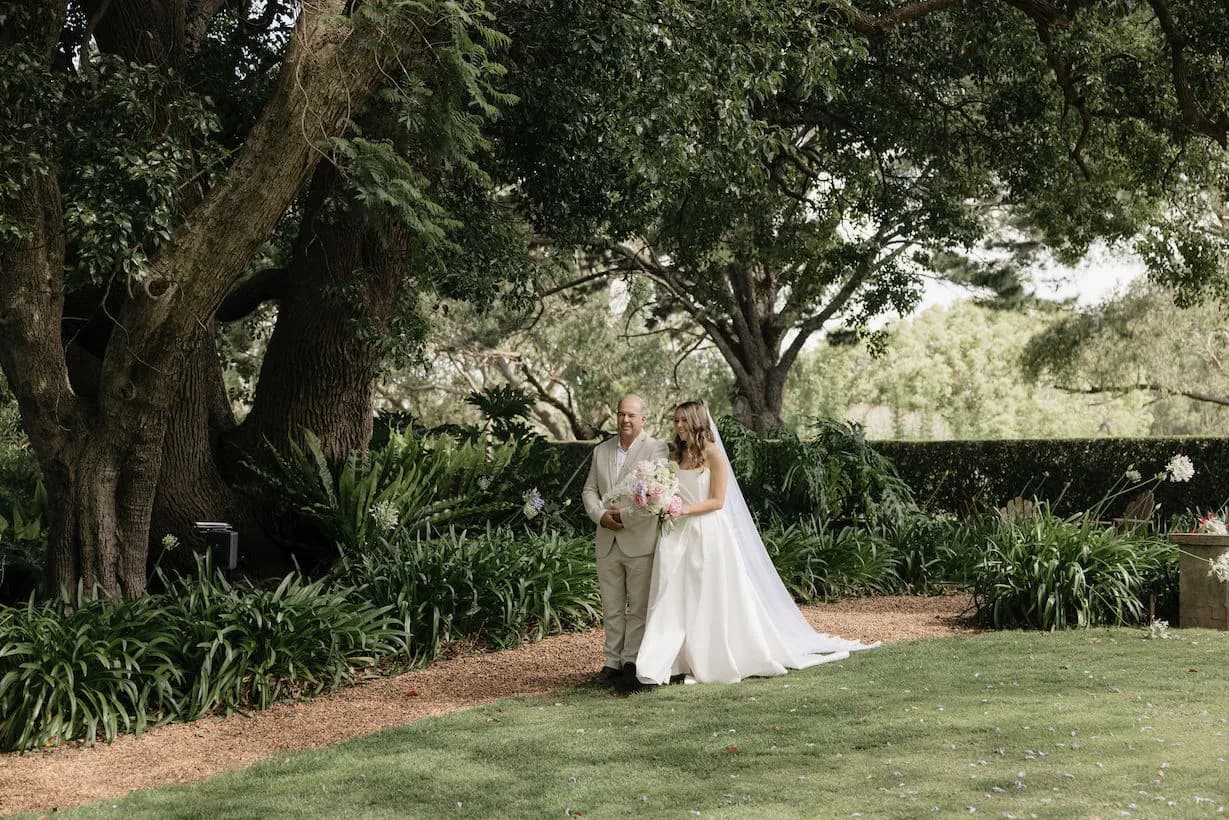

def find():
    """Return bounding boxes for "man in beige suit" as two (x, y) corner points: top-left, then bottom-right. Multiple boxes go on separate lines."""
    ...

(582, 394), (670, 691)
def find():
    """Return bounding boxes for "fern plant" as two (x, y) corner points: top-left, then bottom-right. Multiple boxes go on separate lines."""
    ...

(256, 429), (527, 553)
(720, 415), (914, 530)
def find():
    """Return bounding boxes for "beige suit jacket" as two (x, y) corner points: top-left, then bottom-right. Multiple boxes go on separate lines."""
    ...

(581, 432), (671, 559)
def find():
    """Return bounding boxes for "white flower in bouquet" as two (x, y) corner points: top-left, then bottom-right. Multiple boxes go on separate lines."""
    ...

(1124, 467), (1142, 483)
(624, 459), (683, 523)
(1165, 454), (1195, 483)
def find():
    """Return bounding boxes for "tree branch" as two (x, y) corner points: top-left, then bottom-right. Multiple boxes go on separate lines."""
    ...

(1147, 0), (1229, 147)
(537, 268), (619, 299)
(999, 0), (1069, 26)
(844, 0), (1067, 36)
(844, 0), (964, 35)
(1035, 20), (1094, 180)
(778, 235), (909, 373)
(1057, 382), (1229, 407)
(519, 362), (593, 440)
(105, 0), (398, 423)
(598, 241), (755, 386)
(216, 268), (290, 322)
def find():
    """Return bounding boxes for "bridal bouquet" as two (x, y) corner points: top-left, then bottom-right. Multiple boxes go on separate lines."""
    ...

(632, 458), (684, 522)
(604, 458), (683, 524)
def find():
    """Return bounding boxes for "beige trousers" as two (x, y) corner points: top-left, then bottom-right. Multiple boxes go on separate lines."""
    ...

(596, 538), (655, 669)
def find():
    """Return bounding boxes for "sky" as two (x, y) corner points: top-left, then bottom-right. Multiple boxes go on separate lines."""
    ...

(919, 242), (1147, 311)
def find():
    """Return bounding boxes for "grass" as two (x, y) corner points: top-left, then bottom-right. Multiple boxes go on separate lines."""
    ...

(49, 628), (1229, 819)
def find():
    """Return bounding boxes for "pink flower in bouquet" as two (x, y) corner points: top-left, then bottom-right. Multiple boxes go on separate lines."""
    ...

(666, 494), (683, 519)
(632, 480), (648, 507)
(650, 484), (665, 497)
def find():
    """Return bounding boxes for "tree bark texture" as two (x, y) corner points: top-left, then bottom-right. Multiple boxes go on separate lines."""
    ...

(0, 0), (399, 597)
(233, 172), (410, 466)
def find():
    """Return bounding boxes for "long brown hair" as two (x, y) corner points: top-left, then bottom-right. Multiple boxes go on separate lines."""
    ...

(672, 401), (713, 468)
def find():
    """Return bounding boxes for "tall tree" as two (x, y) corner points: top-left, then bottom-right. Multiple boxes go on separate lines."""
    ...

(0, 0), (512, 597)
(494, 0), (1229, 432)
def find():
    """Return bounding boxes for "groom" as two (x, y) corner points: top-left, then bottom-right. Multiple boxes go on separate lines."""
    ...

(581, 394), (670, 691)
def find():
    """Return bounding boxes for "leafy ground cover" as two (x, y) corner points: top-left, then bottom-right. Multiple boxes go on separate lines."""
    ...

(50, 628), (1229, 819)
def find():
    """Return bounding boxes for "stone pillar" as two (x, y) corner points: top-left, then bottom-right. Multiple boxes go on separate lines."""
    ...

(1171, 534), (1229, 630)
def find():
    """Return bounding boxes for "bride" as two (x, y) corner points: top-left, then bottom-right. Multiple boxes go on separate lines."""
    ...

(635, 401), (876, 686)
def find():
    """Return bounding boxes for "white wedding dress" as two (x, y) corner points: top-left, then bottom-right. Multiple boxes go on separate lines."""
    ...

(636, 465), (874, 685)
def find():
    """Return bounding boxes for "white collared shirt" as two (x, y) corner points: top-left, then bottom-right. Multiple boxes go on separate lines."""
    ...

(616, 440), (632, 475)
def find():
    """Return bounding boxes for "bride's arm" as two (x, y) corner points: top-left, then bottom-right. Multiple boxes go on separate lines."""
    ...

(680, 442), (728, 516)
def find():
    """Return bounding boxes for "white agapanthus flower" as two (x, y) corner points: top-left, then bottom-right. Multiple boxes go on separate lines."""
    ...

(370, 500), (400, 532)
(1165, 454), (1195, 483)
(1124, 468), (1142, 483)
(1147, 619), (1171, 640)
(161, 533), (180, 551)
(1210, 552), (1229, 584)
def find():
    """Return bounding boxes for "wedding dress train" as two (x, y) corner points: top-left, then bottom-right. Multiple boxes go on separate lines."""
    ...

(636, 467), (873, 685)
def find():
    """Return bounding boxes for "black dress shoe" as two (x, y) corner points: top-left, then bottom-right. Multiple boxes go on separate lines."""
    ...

(668, 673), (687, 685)
(620, 662), (654, 693)
(592, 665), (622, 686)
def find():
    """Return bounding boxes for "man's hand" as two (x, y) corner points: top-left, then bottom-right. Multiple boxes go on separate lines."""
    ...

(600, 508), (624, 530)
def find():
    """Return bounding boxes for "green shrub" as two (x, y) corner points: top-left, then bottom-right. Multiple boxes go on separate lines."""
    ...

(884, 511), (977, 593)
(0, 591), (181, 750)
(0, 390), (42, 518)
(0, 501), (47, 603)
(721, 416), (914, 531)
(0, 388), (47, 602)
(762, 520), (899, 600)
(967, 506), (1176, 630)
(876, 437), (1228, 518)
(0, 558), (401, 752)
(330, 528), (600, 663)
(159, 558), (401, 718)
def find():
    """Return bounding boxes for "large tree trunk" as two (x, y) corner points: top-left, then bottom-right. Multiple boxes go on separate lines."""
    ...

(41, 435), (160, 598)
(145, 327), (265, 576)
(233, 176), (409, 466)
(0, 0), (395, 598)
(144, 168), (413, 576)
(730, 365), (788, 435)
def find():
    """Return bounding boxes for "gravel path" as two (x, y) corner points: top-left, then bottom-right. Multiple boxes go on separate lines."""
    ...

(0, 593), (979, 815)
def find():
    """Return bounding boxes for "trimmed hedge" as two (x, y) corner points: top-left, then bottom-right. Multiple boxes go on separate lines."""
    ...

(874, 437), (1229, 518)
(550, 436), (1229, 522)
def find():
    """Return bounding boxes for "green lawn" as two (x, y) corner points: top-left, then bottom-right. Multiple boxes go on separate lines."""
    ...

(55, 629), (1229, 818)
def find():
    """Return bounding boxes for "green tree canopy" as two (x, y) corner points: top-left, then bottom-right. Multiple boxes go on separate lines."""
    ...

(787, 301), (1153, 439)
(493, 0), (1229, 431)
(1022, 280), (1229, 432)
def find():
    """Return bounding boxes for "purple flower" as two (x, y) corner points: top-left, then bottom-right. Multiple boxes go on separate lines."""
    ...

(522, 488), (545, 519)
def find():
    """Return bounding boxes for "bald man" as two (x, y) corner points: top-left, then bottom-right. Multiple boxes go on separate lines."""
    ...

(581, 394), (670, 691)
